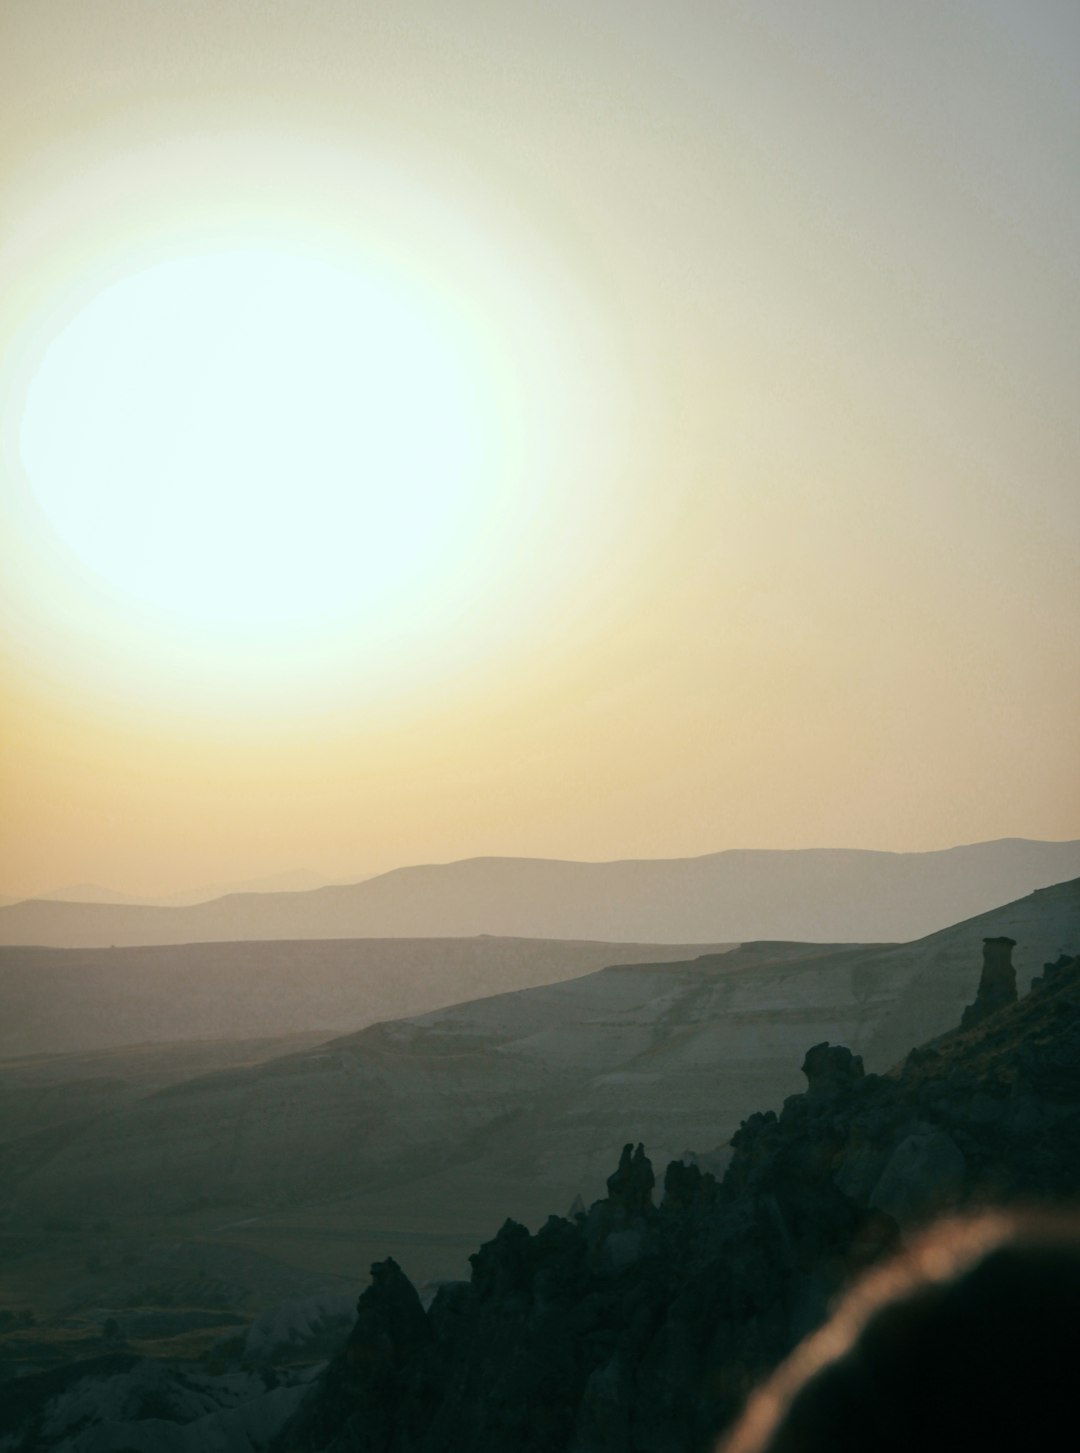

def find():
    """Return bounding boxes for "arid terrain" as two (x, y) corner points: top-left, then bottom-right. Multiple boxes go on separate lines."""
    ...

(2, 879), (1075, 1374)
(1, 877), (1076, 1451)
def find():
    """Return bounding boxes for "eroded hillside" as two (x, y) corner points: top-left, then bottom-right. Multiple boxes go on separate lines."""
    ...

(276, 946), (1080, 1453)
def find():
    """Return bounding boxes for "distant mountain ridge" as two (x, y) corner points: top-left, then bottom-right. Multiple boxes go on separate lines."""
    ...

(1, 838), (1078, 948)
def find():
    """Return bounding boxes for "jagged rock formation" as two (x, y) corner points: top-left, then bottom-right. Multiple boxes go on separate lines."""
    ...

(959, 935), (1018, 1030)
(604, 1143), (655, 1218)
(1027, 950), (1073, 994)
(799, 1042), (864, 1098)
(276, 950), (1080, 1453)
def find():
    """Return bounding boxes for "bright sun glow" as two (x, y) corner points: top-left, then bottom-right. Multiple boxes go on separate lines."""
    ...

(0, 133), (621, 710)
(20, 249), (502, 627)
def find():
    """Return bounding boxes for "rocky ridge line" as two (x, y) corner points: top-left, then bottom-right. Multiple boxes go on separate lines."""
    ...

(277, 945), (1080, 1453)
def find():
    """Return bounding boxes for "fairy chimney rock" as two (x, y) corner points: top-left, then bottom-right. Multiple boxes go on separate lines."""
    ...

(960, 936), (1018, 1031)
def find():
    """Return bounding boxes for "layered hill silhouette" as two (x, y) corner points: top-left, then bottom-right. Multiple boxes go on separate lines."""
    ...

(5, 890), (1077, 1452)
(7, 879), (1076, 1300)
(0, 935), (732, 1058)
(1, 837), (1078, 948)
(276, 941), (1080, 1453)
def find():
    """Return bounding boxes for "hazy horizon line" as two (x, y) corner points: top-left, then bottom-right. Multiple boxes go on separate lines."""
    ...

(6, 832), (1079, 908)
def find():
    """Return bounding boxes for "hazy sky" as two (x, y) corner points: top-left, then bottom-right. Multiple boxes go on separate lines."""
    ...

(1, 1), (1078, 897)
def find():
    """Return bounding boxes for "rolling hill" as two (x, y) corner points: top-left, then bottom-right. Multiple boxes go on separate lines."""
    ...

(1, 837), (1077, 948)
(0, 935), (734, 1058)
(7, 878), (1076, 1303)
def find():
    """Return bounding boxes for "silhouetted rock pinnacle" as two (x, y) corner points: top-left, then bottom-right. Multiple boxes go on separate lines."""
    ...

(960, 935), (1018, 1030)
(276, 945), (1080, 1453)
(605, 1143), (655, 1218)
(291, 1259), (431, 1453)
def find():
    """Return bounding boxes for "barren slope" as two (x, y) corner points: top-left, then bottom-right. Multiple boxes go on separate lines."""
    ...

(8, 880), (1076, 1296)
(0, 935), (734, 1057)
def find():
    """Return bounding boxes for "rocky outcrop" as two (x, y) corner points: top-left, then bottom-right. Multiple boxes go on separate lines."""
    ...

(277, 949), (1080, 1453)
(800, 1042), (864, 1099)
(1030, 951), (1074, 994)
(295, 1260), (433, 1453)
(604, 1143), (655, 1219)
(960, 935), (1018, 1029)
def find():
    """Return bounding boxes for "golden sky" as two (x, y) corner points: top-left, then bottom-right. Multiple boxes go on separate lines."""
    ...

(1, 1), (1078, 898)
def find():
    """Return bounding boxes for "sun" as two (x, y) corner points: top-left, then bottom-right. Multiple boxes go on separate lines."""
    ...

(19, 247), (502, 628)
(0, 133), (622, 708)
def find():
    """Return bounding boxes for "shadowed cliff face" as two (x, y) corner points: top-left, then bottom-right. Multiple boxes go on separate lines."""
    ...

(277, 950), (1080, 1453)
